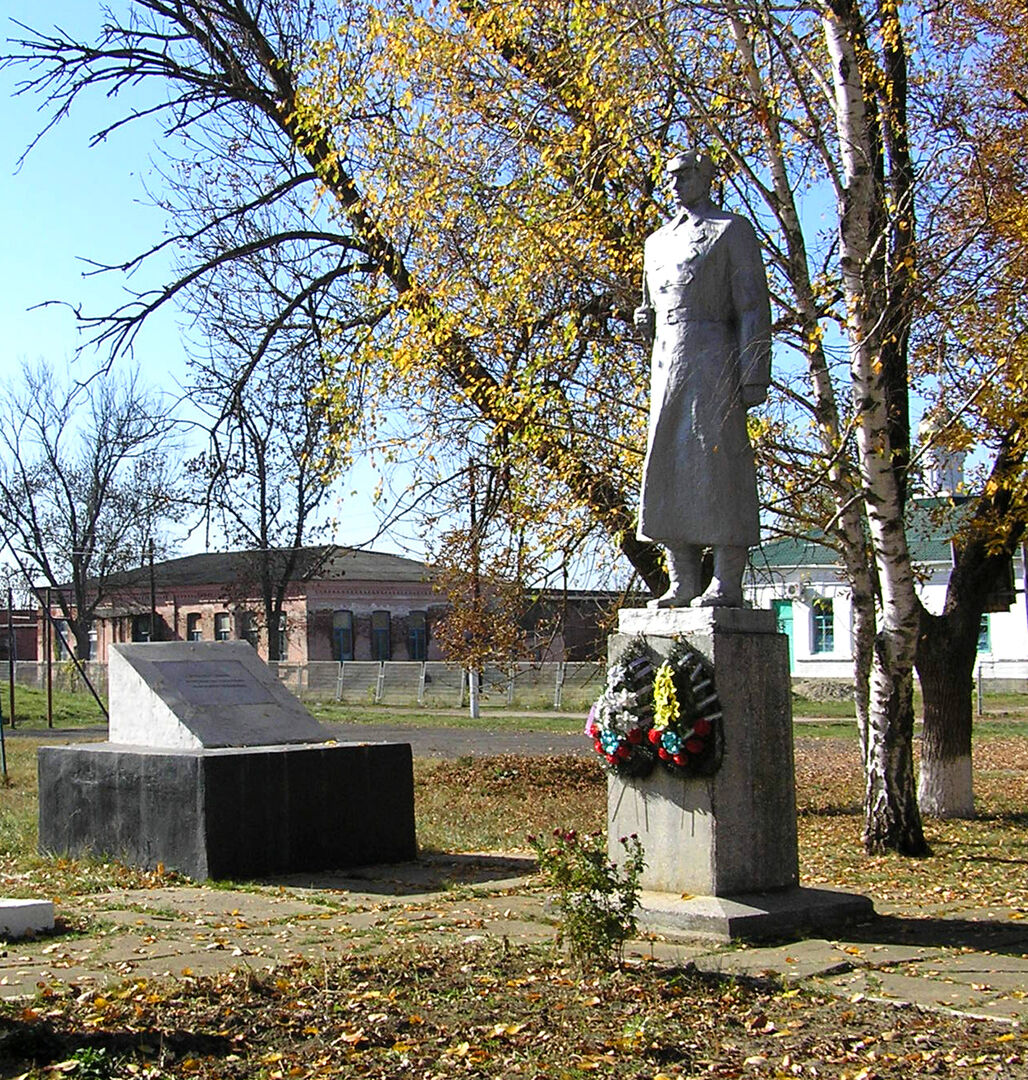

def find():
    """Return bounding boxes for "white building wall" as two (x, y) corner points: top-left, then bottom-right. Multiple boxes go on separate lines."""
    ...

(748, 553), (1028, 685)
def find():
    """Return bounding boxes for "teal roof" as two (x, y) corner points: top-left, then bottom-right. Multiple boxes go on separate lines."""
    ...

(757, 497), (969, 569)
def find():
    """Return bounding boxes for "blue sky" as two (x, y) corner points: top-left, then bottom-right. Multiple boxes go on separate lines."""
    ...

(1, 1), (188, 387)
(0, 1), (408, 558)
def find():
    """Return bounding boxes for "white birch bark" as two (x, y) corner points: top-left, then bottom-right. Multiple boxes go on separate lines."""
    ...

(823, 4), (925, 852)
(918, 756), (973, 819)
(727, 7), (876, 752)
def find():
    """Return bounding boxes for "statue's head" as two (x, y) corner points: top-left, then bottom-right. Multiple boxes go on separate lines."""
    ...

(665, 150), (715, 207)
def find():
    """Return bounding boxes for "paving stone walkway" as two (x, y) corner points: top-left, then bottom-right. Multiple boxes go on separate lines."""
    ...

(3, 855), (1027, 1025)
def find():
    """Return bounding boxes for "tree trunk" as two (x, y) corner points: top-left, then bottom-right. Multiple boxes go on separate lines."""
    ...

(863, 637), (929, 853)
(72, 621), (93, 662)
(915, 608), (976, 818)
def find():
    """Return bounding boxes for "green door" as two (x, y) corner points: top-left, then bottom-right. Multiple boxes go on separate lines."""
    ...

(772, 599), (795, 673)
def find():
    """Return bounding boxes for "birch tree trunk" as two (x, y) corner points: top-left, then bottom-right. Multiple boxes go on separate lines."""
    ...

(725, 7), (877, 752)
(823, 0), (927, 854)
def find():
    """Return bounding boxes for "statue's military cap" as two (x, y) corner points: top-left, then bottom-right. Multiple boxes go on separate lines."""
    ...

(664, 150), (715, 178)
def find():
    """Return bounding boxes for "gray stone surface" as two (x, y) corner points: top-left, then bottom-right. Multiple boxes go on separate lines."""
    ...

(635, 149), (772, 608)
(0, 899), (54, 939)
(618, 606), (776, 637)
(608, 614), (799, 896)
(38, 741), (416, 880)
(635, 886), (874, 942)
(108, 641), (329, 748)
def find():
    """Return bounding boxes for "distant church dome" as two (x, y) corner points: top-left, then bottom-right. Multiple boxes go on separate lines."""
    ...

(917, 407), (966, 497)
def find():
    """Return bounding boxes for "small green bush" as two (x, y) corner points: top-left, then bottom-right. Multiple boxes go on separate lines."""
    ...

(70, 1047), (117, 1080)
(530, 828), (645, 967)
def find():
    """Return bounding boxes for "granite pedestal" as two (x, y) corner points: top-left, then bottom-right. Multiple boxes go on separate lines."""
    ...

(38, 741), (415, 881)
(38, 642), (417, 881)
(608, 608), (872, 940)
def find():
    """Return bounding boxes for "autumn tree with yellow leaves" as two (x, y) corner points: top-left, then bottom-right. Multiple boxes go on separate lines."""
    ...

(8, 0), (1028, 850)
(902, 0), (1028, 817)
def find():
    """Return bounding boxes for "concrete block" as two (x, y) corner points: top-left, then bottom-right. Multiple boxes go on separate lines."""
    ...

(608, 611), (798, 896)
(37, 741), (416, 881)
(0, 899), (54, 939)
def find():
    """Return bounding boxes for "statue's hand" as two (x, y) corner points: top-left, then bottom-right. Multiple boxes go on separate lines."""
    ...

(634, 305), (655, 339)
(741, 383), (767, 408)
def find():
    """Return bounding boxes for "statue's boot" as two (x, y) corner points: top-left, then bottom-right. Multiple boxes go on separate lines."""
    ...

(691, 545), (746, 608)
(648, 545), (703, 608)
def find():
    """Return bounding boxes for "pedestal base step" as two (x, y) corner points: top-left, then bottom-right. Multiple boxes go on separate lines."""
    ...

(636, 886), (875, 942)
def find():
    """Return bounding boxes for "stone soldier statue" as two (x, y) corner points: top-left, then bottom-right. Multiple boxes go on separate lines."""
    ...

(635, 150), (771, 608)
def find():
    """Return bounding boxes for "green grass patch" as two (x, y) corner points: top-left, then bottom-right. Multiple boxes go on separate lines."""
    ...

(308, 701), (584, 734)
(3, 684), (107, 729)
(791, 693), (857, 718)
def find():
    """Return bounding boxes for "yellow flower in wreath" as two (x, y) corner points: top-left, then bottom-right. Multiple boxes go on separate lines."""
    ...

(652, 662), (679, 730)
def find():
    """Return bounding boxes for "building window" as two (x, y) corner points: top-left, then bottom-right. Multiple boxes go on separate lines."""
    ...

(214, 612), (231, 641)
(371, 610), (391, 661)
(187, 613), (203, 642)
(977, 614), (991, 654)
(332, 610), (354, 661)
(54, 619), (69, 658)
(132, 614), (152, 643)
(408, 611), (428, 661)
(811, 598), (834, 654)
(240, 612), (259, 649)
(87, 623), (98, 660)
(275, 611), (287, 659)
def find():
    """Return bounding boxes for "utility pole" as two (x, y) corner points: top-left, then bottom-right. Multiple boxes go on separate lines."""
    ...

(149, 538), (157, 642)
(6, 587), (15, 730)
(0, 589), (8, 781)
(44, 586), (53, 729)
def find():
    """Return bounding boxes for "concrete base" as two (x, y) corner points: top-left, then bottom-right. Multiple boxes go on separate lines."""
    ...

(636, 886), (875, 942)
(608, 608), (798, 896)
(0, 899), (55, 939)
(38, 741), (416, 881)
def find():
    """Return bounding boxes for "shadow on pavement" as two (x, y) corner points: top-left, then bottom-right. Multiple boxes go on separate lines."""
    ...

(844, 912), (1028, 955)
(265, 852), (537, 896)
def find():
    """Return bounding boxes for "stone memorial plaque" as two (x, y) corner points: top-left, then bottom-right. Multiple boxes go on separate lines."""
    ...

(158, 660), (275, 707)
(108, 641), (330, 749)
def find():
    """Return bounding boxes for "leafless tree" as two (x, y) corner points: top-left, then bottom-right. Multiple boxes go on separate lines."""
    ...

(0, 361), (181, 658)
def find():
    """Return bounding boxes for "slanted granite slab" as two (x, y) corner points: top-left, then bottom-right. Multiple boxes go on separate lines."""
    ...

(38, 741), (416, 881)
(108, 641), (329, 748)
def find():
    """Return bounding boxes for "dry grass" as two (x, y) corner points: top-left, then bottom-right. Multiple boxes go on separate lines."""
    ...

(4, 733), (1028, 918)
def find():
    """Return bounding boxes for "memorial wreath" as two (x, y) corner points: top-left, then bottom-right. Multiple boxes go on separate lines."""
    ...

(586, 635), (721, 778)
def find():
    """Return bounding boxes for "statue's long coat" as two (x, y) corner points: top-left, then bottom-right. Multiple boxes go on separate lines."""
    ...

(636, 203), (771, 548)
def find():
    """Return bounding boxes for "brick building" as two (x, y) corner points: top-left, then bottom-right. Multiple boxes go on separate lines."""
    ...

(80, 546), (448, 664)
